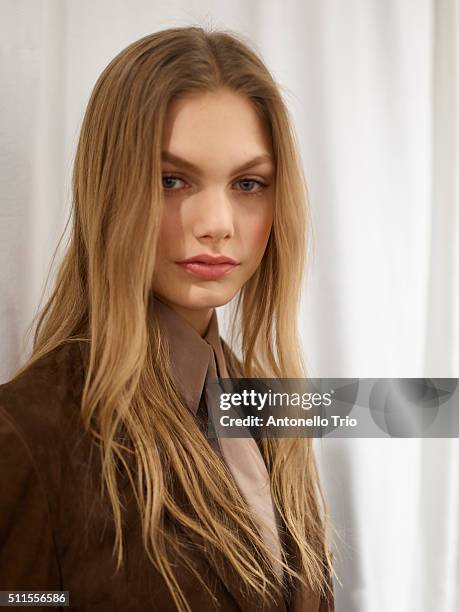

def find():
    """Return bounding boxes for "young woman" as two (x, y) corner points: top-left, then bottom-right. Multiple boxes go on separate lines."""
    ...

(0, 27), (336, 611)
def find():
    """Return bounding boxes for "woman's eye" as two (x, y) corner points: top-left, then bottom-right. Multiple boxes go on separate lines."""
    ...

(235, 179), (267, 195)
(162, 175), (186, 191)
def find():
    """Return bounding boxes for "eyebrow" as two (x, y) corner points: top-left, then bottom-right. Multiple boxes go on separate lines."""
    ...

(161, 151), (274, 175)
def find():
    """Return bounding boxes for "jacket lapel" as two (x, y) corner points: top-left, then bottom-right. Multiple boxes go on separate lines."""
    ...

(183, 499), (288, 612)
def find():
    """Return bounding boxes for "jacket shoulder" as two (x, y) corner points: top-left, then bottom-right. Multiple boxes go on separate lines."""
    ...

(0, 340), (86, 450)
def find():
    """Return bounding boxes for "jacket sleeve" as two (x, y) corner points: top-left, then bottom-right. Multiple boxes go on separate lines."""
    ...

(0, 404), (61, 591)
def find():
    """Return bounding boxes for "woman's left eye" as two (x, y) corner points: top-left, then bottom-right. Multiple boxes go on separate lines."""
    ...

(235, 178), (267, 195)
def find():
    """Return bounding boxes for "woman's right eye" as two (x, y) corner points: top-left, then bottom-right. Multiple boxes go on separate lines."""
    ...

(162, 175), (187, 192)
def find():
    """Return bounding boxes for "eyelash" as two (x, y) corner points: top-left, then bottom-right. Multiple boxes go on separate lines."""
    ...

(161, 175), (269, 196)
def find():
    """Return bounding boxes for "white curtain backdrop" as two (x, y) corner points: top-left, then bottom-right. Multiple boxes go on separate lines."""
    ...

(1, 1), (458, 610)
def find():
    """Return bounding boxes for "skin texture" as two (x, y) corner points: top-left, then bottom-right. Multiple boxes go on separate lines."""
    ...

(152, 88), (275, 336)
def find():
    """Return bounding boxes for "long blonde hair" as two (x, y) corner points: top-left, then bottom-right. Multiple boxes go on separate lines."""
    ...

(13, 26), (335, 611)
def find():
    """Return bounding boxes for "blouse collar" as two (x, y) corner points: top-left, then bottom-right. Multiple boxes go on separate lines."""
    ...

(151, 293), (227, 415)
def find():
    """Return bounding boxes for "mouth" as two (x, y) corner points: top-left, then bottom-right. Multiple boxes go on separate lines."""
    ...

(176, 261), (239, 280)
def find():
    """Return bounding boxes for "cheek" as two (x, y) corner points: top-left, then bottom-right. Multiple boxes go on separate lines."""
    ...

(157, 209), (184, 250)
(242, 211), (273, 254)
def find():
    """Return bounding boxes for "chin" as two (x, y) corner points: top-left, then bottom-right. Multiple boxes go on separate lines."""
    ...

(173, 285), (238, 310)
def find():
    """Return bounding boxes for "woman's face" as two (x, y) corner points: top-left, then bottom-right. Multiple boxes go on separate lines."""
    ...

(152, 88), (274, 332)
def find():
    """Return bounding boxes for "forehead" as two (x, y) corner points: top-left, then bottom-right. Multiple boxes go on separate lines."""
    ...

(161, 89), (273, 169)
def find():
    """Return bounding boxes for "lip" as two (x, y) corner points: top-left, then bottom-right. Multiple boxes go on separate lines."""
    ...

(179, 253), (238, 265)
(177, 262), (239, 280)
(176, 254), (239, 280)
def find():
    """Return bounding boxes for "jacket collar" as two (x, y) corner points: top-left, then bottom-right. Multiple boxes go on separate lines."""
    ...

(150, 293), (227, 415)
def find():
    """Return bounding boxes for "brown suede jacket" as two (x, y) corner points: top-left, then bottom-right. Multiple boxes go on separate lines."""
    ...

(0, 299), (334, 611)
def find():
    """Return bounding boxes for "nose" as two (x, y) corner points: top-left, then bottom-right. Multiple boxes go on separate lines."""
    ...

(192, 187), (234, 242)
